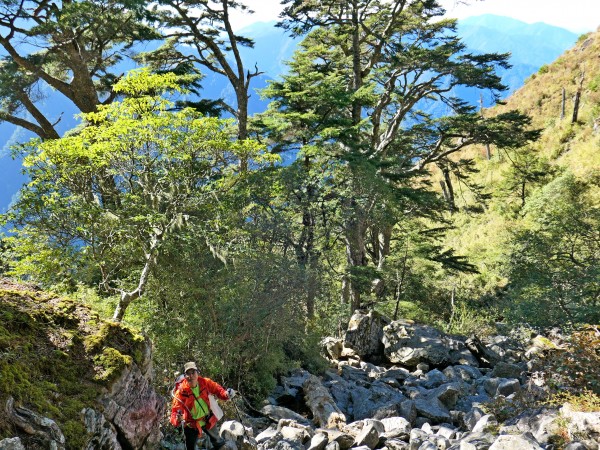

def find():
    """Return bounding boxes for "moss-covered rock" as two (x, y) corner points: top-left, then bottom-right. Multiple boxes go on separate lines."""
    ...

(0, 278), (160, 449)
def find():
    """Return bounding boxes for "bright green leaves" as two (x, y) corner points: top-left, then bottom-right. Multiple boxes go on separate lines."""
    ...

(7, 69), (268, 299)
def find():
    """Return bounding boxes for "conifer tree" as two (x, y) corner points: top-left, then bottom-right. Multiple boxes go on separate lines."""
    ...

(150, 0), (262, 170)
(0, 0), (160, 139)
(264, 0), (539, 311)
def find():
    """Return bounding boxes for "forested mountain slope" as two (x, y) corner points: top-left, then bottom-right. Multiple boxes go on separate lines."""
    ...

(440, 28), (600, 327)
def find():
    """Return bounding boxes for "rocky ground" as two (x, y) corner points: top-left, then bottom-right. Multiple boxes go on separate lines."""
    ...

(1, 288), (597, 449)
(175, 311), (599, 450)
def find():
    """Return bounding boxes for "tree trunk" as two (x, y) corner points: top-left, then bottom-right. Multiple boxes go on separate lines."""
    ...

(480, 93), (492, 159)
(344, 216), (368, 313)
(112, 233), (161, 321)
(235, 86), (249, 172)
(439, 165), (456, 212)
(572, 69), (585, 124)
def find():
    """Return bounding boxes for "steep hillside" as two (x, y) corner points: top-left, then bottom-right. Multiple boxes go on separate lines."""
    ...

(461, 27), (600, 197)
(495, 29), (600, 178)
(440, 27), (600, 318)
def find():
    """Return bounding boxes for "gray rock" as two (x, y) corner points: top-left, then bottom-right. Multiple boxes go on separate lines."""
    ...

(383, 320), (452, 369)
(82, 408), (121, 450)
(4, 397), (66, 449)
(256, 427), (279, 443)
(488, 432), (543, 450)
(463, 408), (486, 432)
(414, 397), (452, 423)
(350, 381), (406, 421)
(99, 350), (164, 450)
(456, 432), (495, 449)
(434, 383), (463, 409)
(0, 438), (26, 450)
(417, 441), (438, 450)
(307, 432), (329, 450)
(490, 362), (523, 380)
(563, 443), (590, 450)
(409, 428), (429, 449)
(481, 378), (501, 397)
(421, 369), (449, 389)
(472, 415), (498, 433)
(322, 337), (344, 360)
(465, 336), (502, 368)
(496, 379), (521, 397)
(400, 400), (418, 425)
(381, 416), (411, 440)
(354, 423), (381, 449)
(385, 439), (410, 450)
(437, 425), (457, 439)
(560, 404), (600, 449)
(280, 426), (310, 445)
(344, 310), (386, 359)
(453, 365), (484, 381)
(260, 405), (311, 426)
(273, 440), (304, 450)
(257, 431), (283, 450)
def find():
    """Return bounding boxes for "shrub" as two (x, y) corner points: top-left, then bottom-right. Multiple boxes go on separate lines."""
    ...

(545, 326), (600, 395)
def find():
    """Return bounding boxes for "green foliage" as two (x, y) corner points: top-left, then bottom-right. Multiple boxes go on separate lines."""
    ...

(496, 146), (555, 211)
(588, 74), (600, 92)
(481, 388), (542, 423)
(5, 69), (271, 319)
(0, 0), (161, 138)
(131, 236), (327, 401)
(442, 300), (496, 337)
(501, 172), (600, 326)
(548, 389), (600, 412)
(260, 0), (538, 313)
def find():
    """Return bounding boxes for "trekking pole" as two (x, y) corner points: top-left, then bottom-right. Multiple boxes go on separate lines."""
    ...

(230, 394), (251, 442)
(178, 411), (186, 446)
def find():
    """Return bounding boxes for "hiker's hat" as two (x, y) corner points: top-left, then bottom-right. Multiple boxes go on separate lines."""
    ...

(183, 361), (198, 373)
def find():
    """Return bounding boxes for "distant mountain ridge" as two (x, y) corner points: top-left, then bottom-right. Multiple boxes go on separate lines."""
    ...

(0, 15), (582, 214)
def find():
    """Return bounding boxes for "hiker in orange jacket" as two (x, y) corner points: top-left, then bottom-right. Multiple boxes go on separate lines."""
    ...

(170, 361), (235, 450)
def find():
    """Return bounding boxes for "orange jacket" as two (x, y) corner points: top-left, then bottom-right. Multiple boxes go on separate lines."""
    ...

(170, 376), (229, 433)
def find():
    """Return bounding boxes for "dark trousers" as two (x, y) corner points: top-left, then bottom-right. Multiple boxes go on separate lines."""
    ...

(183, 425), (224, 450)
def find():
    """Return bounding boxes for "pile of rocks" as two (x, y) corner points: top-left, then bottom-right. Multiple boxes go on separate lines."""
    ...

(216, 312), (599, 450)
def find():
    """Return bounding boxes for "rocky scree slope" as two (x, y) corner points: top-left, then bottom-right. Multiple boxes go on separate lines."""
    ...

(194, 311), (599, 450)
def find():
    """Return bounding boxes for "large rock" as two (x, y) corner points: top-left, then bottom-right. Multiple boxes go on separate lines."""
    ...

(382, 320), (452, 369)
(488, 432), (543, 450)
(99, 341), (164, 450)
(303, 374), (346, 428)
(260, 405), (312, 426)
(349, 381), (406, 421)
(344, 310), (386, 360)
(82, 408), (122, 450)
(4, 397), (66, 450)
(465, 335), (501, 368)
(0, 438), (26, 450)
(560, 403), (600, 449)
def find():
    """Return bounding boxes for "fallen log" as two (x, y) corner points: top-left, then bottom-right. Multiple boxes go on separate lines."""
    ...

(302, 374), (346, 429)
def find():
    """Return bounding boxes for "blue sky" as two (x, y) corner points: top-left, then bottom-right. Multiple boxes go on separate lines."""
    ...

(230, 0), (598, 34)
